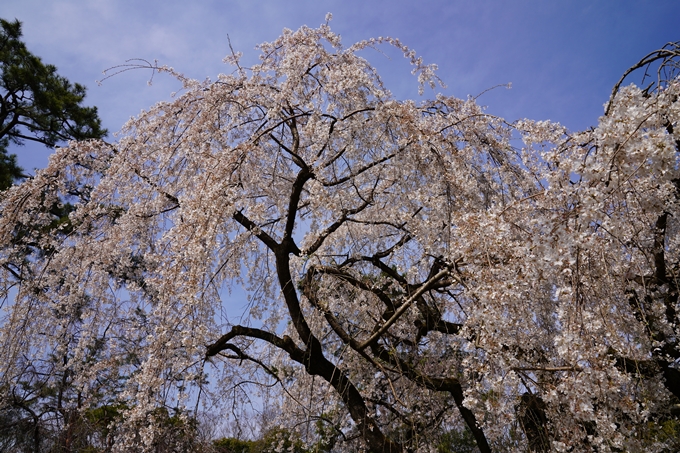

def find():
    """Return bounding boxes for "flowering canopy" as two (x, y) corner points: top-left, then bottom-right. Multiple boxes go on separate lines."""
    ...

(1, 20), (679, 452)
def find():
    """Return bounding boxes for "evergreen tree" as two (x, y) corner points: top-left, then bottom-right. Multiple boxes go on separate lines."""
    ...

(0, 18), (106, 190)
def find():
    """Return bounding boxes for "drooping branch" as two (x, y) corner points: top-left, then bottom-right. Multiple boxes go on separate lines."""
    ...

(605, 41), (680, 116)
(206, 325), (304, 360)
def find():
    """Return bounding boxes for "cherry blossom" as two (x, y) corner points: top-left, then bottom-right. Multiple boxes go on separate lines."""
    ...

(0, 21), (678, 453)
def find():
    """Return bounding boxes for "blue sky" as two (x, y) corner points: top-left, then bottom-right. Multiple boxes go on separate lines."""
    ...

(2, 0), (679, 174)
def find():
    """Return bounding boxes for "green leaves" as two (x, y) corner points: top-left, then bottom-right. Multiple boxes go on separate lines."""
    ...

(0, 18), (106, 190)
(0, 138), (22, 190)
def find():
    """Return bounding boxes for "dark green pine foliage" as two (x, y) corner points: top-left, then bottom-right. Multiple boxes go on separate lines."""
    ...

(0, 18), (106, 190)
(0, 19), (107, 452)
